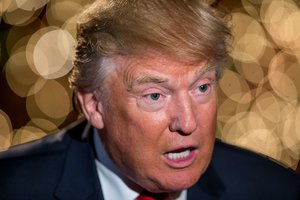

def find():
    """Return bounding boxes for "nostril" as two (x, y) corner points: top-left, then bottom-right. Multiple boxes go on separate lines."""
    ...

(169, 119), (196, 135)
(169, 112), (197, 135)
(169, 118), (180, 132)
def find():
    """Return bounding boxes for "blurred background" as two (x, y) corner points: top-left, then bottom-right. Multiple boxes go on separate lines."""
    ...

(0, 0), (300, 172)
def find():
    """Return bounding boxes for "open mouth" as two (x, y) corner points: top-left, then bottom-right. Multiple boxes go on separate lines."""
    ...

(164, 147), (196, 161)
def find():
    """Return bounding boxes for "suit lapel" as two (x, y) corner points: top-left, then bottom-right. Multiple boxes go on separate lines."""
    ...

(187, 164), (225, 200)
(54, 121), (104, 200)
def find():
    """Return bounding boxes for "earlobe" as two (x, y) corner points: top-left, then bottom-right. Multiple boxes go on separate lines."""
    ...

(77, 91), (105, 129)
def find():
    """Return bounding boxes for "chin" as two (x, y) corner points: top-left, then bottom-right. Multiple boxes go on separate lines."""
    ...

(155, 169), (203, 193)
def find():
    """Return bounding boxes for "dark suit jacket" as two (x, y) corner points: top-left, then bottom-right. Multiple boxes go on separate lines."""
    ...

(0, 120), (299, 200)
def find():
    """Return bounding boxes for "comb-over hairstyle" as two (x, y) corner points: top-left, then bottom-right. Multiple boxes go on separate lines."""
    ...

(69, 0), (231, 92)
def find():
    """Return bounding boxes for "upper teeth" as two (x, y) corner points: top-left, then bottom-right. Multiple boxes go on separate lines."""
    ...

(165, 149), (190, 160)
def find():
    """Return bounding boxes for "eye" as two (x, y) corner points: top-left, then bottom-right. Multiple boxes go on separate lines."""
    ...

(192, 81), (214, 103)
(198, 84), (209, 93)
(149, 93), (161, 100)
(137, 91), (167, 112)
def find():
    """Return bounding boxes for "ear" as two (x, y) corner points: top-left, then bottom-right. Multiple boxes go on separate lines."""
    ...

(77, 91), (105, 129)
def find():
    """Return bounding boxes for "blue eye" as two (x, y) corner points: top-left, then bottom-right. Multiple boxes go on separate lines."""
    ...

(149, 93), (161, 100)
(198, 84), (209, 93)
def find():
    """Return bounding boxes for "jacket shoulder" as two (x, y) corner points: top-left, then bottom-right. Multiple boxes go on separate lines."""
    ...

(212, 139), (298, 174)
(0, 120), (90, 199)
(0, 119), (88, 159)
(205, 139), (300, 199)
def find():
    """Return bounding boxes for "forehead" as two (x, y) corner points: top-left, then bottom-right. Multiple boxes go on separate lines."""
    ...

(113, 54), (212, 84)
(121, 54), (206, 70)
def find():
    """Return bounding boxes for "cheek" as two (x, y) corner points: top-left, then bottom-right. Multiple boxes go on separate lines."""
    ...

(200, 100), (217, 127)
(135, 111), (168, 131)
(121, 103), (169, 139)
(196, 101), (217, 158)
(102, 101), (167, 160)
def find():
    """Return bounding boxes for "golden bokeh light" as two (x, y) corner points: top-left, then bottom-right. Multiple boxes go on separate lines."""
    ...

(7, 33), (30, 56)
(33, 80), (71, 119)
(234, 60), (265, 85)
(241, 0), (260, 20)
(230, 12), (267, 63)
(0, 110), (13, 151)
(45, 0), (83, 27)
(2, 0), (44, 26)
(15, 0), (49, 11)
(238, 129), (282, 159)
(26, 26), (58, 75)
(5, 49), (40, 97)
(12, 126), (47, 146)
(28, 118), (58, 132)
(218, 97), (240, 122)
(26, 79), (72, 126)
(252, 91), (282, 123)
(61, 15), (78, 39)
(246, 0), (262, 5)
(221, 113), (248, 143)
(286, 11), (300, 58)
(261, 0), (299, 50)
(32, 29), (74, 79)
(280, 107), (300, 159)
(269, 71), (298, 101)
(219, 69), (251, 103)
(268, 52), (300, 101)
(27, 77), (47, 96)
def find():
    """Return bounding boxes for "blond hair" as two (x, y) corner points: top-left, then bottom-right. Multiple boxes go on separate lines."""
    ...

(69, 0), (231, 92)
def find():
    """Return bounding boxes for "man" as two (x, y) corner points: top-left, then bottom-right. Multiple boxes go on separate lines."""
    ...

(0, 0), (299, 199)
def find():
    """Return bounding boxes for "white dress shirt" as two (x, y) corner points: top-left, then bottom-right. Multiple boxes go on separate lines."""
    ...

(93, 129), (187, 200)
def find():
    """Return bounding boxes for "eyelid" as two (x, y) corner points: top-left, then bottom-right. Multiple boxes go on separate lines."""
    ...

(137, 90), (167, 111)
(131, 82), (171, 96)
(128, 74), (169, 92)
(143, 92), (161, 99)
(190, 71), (216, 89)
(191, 77), (215, 92)
(140, 87), (167, 102)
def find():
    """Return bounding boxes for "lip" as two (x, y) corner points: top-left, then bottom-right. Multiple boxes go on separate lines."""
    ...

(162, 146), (198, 169)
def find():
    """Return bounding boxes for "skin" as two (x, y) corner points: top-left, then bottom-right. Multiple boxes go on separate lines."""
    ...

(78, 53), (217, 195)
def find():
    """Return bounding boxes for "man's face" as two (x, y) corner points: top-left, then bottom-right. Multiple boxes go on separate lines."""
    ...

(96, 54), (217, 193)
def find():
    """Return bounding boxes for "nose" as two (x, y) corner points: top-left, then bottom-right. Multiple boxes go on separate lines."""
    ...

(169, 93), (197, 135)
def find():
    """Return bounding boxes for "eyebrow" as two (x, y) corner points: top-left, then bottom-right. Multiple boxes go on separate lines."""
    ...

(194, 64), (215, 78)
(137, 74), (169, 84)
(127, 74), (169, 91)
(190, 65), (216, 87)
(127, 64), (216, 91)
